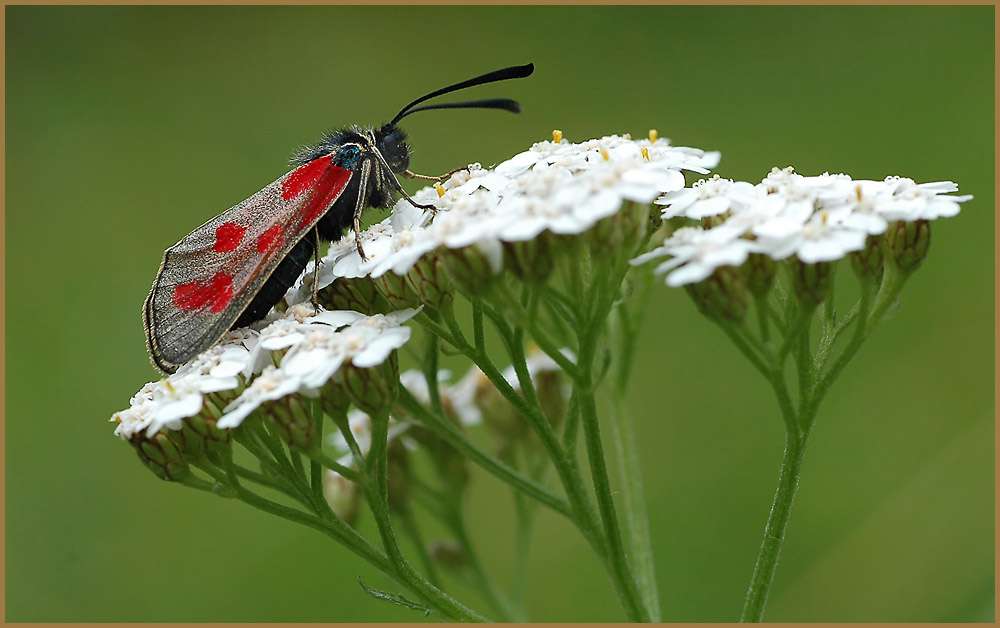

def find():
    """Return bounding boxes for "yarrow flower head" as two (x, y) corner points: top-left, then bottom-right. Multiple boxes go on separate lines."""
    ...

(284, 131), (720, 306)
(112, 305), (417, 453)
(635, 167), (972, 288)
(111, 331), (253, 441)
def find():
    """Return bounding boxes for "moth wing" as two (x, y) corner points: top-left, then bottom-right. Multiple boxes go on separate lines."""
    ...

(144, 156), (353, 373)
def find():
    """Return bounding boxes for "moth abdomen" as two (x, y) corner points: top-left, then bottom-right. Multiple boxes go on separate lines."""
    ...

(233, 235), (315, 329)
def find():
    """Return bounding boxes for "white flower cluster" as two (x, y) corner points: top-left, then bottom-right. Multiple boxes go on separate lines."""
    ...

(111, 304), (416, 440)
(285, 133), (720, 304)
(634, 168), (972, 286)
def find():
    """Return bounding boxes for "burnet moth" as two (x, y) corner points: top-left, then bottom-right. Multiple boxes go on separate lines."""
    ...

(143, 63), (534, 374)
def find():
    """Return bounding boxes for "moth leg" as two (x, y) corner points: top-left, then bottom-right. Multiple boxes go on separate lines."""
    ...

(310, 227), (321, 312)
(353, 160), (372, 261)
(369, 145), (438, 213)
(388, 172), (437, 212)
(403, 166), (465, 182)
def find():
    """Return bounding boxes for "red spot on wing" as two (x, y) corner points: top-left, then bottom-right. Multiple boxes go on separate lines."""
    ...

(172, 273), (235, 313)
(282, 155), (334, 200)
(257, 225), (281, 253)
(214, 222), (247, 253)
(297, 165), (352, 229)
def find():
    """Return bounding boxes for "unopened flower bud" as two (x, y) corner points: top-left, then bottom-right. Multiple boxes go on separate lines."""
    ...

(265, 393), (319, 451)
(133, 431), (191, 482)
(685, 265), (749, 323)
(374, 271), (422, 310)
(589, 201), (651, 258)
(502, 231), (561, 284)
(742, 252), (777, 299)
(849, 234), (886, 281)
(791, 260), (833, 305)
(319, 383), (353, 418)
(442, 244), (502, 297)
(885, 219), (931, 273)
(319, 277), (381, 315)
(167, 399), (232, 462)
(341, 355), (399, 417)
(405, 253), (453, 310)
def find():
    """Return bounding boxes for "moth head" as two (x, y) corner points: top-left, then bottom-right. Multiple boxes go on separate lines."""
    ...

(374, 124), (410, 174)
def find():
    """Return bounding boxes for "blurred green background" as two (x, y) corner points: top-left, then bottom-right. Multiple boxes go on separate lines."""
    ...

(6, 6), (994, 622)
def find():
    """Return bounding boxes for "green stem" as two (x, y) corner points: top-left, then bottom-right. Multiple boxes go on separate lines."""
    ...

(568, 239), (654, 622)
(397, 387), (571, 517)
(817, 273), (879, 395)
(309, 399), (325, 507)
(485, 290), (582, 382)
(234, 423), (315, 508)
(562, 385), (582, 452)
(795, 321), (813, 411)
(539, 283), (578, 328)
(396, 507), (442, 588)
(718, 322), (770, 378)
(305, 450), (361, 482)
(234, 483), (393, 571)
(755, 296), (771, 345)
(740, 425), (811, 622)
(362, 410), (491, 623)
(608, 393), (661, 621)
(741, 270), (885, 621)
(436, 302), (608, 558)
(511, 488), (535, 616)
(607, 274), (660, 621)
(231, 464), (297, 496)
(423, 333), (445, 417)
(579, 388), (652, 622)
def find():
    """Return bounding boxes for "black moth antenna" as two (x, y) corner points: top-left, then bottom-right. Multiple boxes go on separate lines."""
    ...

(390, 63), (535, 125)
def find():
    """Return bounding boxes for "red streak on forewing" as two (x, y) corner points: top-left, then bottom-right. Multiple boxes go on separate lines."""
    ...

(282, 155), (334, 200)
(297, 165), (352, 229)
(172, 272), (235, 313)
(257, 225), (282, 253)
(214, 222), (247, 253)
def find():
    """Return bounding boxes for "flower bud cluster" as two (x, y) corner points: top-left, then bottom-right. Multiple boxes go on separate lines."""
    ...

(633, 168), (971, 316)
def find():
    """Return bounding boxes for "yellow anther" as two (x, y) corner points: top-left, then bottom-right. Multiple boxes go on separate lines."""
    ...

(599, 147), (609, 161)
(552, 129), (564, 143)
(641, 146), (650, 161)
(435, 182), (445, 198)
(649, 128), (658, 143)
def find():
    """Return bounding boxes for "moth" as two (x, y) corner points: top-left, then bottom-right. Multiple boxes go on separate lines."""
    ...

(143, 64), (534, 374)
